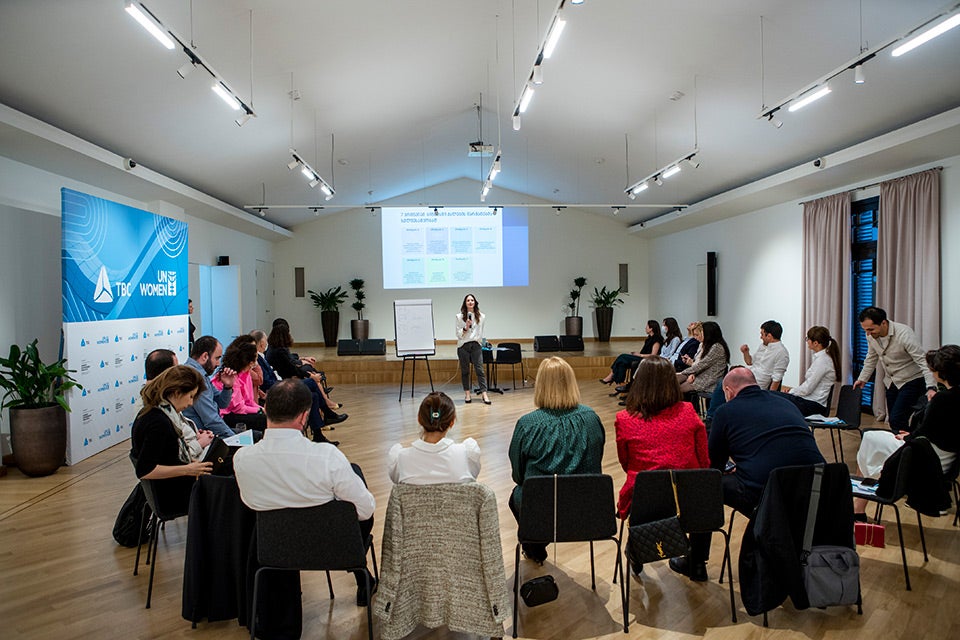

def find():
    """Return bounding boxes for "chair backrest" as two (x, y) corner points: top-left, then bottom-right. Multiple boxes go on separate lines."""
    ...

(628, 469), (725, 533)
(496, 342), (522, 365)
(835, 385), (862, 427)
(256, 500), (366, 571)
(518, 474), (617, 543)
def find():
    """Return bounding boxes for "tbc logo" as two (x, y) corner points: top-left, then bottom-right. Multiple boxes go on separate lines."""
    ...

(93, 266), (113, 304)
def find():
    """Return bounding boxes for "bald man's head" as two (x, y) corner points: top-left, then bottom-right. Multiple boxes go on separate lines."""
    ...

(722, 366), (757, 401)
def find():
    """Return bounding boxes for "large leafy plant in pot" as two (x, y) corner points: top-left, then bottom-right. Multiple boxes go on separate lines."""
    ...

(348, 278), (369, 340)
(308, 286), (349, 347)
(591, 286), (625, 342)
(0, 340), (82, 476)
(565, 276), (587, 337)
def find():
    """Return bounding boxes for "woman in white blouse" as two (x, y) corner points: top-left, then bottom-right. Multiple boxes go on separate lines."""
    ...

(773, 326), (840, 416)
(455, 293), (490, 404)
(388, 392), (481, 484)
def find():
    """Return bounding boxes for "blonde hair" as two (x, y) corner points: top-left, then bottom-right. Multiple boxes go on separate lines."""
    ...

(533, 357), (580, 410)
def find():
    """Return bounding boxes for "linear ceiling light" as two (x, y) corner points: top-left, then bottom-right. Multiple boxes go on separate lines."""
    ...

(511, 0), (581, 131)
(125, 1), (175, 49)
(289, 149), (335, 200)
(758, 2), (960, 125)
(892, 12), (960, 57)
(480, 150), (502, 202)
(125, 1), (257, 125)
(624, 149), (699, 198)
(787, 85), (831, 112)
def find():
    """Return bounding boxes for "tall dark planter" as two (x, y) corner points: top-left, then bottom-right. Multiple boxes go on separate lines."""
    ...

(595, 308), (614, 342)
(10, 405), (66, 477)
(564, 316), (583, 337)
(320, 310), (340, 347)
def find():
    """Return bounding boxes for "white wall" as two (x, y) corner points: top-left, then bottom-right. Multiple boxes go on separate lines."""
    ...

(272, 179), (650, 345)
(649, 155), (960, 388)
(0, 156), (273, 456)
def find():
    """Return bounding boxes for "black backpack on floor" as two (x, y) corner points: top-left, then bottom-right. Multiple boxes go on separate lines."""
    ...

(113, 483), (154, 547)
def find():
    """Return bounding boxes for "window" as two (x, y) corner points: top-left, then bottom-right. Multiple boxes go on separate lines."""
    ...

(851, 196), (879, 412)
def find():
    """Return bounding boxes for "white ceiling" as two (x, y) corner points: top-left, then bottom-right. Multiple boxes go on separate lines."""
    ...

(1, 0), (959, 231)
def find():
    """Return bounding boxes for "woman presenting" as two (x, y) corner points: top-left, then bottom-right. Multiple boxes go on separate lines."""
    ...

(456, 293), (491, 405)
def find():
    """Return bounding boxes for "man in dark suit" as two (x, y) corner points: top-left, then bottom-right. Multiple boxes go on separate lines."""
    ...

(708, 367), (825, 516)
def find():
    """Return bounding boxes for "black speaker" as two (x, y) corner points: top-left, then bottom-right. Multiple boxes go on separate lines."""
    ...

(559, 335), (584, 351)
(337, 339), (362, 355)
(706, 251), (718, 317)
(534, 335), (560, 352)
(217, 256), (230, 266)
(360, 338), (386, 355)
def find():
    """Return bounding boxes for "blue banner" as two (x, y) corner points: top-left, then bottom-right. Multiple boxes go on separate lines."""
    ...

(61, 188), (188, 322)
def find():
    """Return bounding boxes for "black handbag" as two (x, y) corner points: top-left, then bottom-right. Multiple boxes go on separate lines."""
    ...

(627, 470), (690, 564)
(520, 575), (559, 607)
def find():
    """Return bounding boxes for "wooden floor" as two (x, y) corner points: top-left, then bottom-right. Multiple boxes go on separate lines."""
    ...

(2, 352), (960, 639)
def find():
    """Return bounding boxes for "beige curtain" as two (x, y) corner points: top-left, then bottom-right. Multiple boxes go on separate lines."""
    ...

(873, 168), (941, 418)
(801, 192), (852, 401)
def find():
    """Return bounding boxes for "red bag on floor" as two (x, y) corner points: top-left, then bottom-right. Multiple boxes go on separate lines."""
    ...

(854, 522), (885, 548)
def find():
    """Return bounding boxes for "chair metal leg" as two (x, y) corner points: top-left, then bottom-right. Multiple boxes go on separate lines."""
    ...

(763, 611), (768, 627)
(891, 504), (911, 590)
(146, 517), (161, 609)
(589, 540), (596, 591)
(369, 536), (379, 581)
(917, 511), (928, 561)
(623, 547), (631, 632)
(953, 481), (960, 527)
(512, 544), (521, 638)
(613, 519), (625, 584)
(364, 570), (374, 640)
(720, 530), (737, 622)
(719, 509), (736, 584)
(828, 428), (839, 462)
(325, 570), (334, 600)
(614, 538), (627, 633)
(134, 503), (150, 576)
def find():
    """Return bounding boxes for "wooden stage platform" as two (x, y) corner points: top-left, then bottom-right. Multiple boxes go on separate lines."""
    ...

(299, 338), (647, 386)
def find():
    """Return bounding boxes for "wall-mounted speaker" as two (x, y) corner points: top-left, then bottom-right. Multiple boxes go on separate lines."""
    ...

(706, 251), (718, 317)
(217, 256), (230, 266)
(294, 267), (305, 298)
(619, 263), (629, 294)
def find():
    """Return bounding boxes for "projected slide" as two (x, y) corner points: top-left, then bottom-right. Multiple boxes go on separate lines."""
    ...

(382, 206), (528, 289)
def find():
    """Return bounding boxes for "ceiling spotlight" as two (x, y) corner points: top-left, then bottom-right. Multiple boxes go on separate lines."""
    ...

(854, 64), (865, 84)
(684, 156), (700, 169)
(512, 114), (521, 131)
(767, 113), (783, 128)
(177, 61), (196, 79)
(662, 165), (681, 179)
(627, 192), (637, 200)
(287, 159), (300, 170)
(309, 178), (320, 188)
(571, 0), (584, 4)
(654, 175), (663, 186)
(235, 113), (252, 127)
(532, 64), (544, 85)
(612, 207), (621, 216)
(433, 207), (439, 214)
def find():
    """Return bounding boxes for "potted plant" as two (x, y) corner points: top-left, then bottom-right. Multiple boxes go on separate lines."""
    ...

(0, 339), (82, 477)
(565, 276), (587, 337)
(348, 278), (369, 341)
(308, 286), (349, 347)
(591, 286), (625, 342)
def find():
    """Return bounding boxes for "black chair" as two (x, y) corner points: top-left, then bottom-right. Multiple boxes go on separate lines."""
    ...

(495, 342), (525, 390)
(512, 474), (626, 637)
(619, 469), (736, 627)
(852, 445), (929, 591)
(250, 501), (379, 640)
(130, 455), (190, 610)
(807, 385), (861, 463)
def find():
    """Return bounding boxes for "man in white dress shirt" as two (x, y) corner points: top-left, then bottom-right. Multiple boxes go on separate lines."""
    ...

(740, 320), (790, 391)
(234, 379), (377, 606)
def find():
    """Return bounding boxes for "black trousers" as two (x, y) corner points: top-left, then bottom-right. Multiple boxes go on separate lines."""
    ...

(886, 377), (926, 433)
